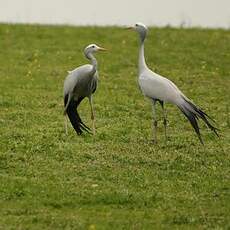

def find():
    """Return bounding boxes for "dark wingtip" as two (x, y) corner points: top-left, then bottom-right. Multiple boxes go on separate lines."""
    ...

(65, 97), (91, 135)
(211, 126), (220, 138)
(79, 122), (92, 134)
(178, 105), (204, 144)
(181, 97), (220, 139)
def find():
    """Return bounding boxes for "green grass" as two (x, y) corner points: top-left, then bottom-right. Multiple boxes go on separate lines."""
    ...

(0, 23), (229, 229)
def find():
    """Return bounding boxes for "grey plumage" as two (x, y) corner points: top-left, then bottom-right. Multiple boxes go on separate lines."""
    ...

(129, 22), (219, 143)
(63, 44), (106, 135)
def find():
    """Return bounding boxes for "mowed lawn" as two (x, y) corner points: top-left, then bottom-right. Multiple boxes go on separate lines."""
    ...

(0, 24), (229, 229)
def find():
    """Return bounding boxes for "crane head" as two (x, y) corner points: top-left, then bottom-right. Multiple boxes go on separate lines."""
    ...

(84, 44), (107, 57)
(127, 22), (148, 42)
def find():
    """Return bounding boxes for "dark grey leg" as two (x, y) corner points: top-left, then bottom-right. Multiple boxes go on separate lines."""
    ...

(152, 100), (157, 143)
(160, 101), (167, 141)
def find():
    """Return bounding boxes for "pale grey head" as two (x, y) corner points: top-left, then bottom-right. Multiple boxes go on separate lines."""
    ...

(132, 23), (148, 42)
(84, 44), (106, 59)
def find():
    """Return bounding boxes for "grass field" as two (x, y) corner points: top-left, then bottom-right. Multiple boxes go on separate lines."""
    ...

(0, 23), (229, 229)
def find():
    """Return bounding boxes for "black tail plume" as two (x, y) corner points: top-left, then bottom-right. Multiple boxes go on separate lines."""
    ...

(64, 95), (91, 135)
(178, 97), (219, 144)
(178, 106), (204, 144)
(183, 98), (219, 137)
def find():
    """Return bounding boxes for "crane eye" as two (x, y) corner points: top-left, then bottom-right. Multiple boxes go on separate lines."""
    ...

(92, 45), (95, 48)
(135, 24), (138, 26)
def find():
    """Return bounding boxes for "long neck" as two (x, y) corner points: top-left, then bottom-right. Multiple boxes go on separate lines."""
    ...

(138, 38), (147, 74)
(87, 53), (97, 74)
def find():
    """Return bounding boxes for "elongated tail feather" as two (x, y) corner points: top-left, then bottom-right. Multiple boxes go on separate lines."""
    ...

(64, 95), (91, 135)
(178, 96), (219, 143)
(178, 105), (204, 144)
(182, 97), (219, 137)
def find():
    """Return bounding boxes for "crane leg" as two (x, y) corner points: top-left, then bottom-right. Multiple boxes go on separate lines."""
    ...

(160, 101), (167, 141)
(152, 100), (157, 143)
(63, 93), (72, 115)
(64, 114), (68, 135)
(89, 96), (96, 135)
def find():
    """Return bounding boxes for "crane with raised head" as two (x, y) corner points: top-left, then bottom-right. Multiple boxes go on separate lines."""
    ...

(128, 22), (218, 144)
(63, 44), (106, 135)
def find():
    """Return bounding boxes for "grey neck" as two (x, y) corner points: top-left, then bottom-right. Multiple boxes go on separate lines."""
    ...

(138, 38), (147, 74)
(86, 52), (97, 74)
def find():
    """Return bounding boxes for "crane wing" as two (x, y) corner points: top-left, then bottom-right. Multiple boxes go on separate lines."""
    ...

(139, 70), (183, 103)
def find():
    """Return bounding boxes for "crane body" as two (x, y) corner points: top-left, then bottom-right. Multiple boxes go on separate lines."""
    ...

(130, 23), (218, 143)
(63, 44), (106, 135)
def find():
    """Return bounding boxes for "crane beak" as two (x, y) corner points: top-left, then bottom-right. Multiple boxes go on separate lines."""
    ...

(98, 47), (107, 51)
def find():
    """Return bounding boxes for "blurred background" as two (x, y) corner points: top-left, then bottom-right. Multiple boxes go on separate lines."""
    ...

(0, 0), (230, 28)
